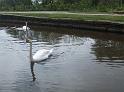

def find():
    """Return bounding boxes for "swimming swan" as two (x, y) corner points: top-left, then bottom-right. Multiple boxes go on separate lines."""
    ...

(24, 22), (53, 62)
(15, 26), (30, 31)
(29, 40), (53, 62)
(22, 26), (30, 31)
(11, 22), (30, 31)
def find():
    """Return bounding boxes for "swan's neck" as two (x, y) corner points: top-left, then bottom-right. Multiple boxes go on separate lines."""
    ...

(26, 22), (27, 31)
(30, 41), (33, 62)
(25, 22), (28, 38)
(29, 39), (36, 81)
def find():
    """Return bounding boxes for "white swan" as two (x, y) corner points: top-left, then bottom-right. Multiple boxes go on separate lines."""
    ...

(24, 22), (53, 62)
(33, 49), (53, 62)
(11, 22), (30, 31)
(22, 26), (30, 31)
(23, 22), (30, 31)
(29, 38), (53, 62)
(15, 26), (30, 31)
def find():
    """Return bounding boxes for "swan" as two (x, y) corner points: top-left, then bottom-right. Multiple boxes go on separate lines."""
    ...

(24, 22), (53, 62)
(27, 39), (53, 62)
(29, 39), (53, 62)
(23, 22), (30, 31)
(22, 26), (30, 31)
(11, 22), (30, 31)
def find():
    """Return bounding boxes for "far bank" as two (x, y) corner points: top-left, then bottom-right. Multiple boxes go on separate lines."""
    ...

(0, 13), (124, 33)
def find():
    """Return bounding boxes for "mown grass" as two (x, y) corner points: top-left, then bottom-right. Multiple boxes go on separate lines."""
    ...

(3, 12), (124, 22)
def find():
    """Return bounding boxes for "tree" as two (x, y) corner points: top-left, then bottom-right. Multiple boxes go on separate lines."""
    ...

(0, 0), (33, 11)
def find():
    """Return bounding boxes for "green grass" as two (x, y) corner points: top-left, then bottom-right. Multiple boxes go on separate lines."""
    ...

(2, 12), (124, 22)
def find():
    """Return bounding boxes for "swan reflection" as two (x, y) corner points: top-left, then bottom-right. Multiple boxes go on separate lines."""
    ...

(22, 22), (53, 81)
(30, 62), (36, 81)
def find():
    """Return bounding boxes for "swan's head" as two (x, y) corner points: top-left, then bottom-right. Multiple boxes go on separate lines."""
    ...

(28, 39), (32, 43)
(26, 38), (32, 43)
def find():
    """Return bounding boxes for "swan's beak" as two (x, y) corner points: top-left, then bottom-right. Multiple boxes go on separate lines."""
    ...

(26, 38), (32, 43)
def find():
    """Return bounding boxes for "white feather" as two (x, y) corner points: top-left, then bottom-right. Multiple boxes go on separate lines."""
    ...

(13, 26), (30, 31)
(22, 26), (30, 31)
(32, 49), (53, 62)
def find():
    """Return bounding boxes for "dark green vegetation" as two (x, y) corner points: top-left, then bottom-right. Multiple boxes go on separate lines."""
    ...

(0, 0), (124, 12)
(0, 0), (32, 11)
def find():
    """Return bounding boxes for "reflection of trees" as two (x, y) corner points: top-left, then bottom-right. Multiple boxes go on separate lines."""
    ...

(92, 39), (124, 62)
(6, 26), (84, 46)
(6, 26), (124, 63)
(33, 31), (63, 45)
(6, 29), (26, 40)
(6, 28), (63, 45)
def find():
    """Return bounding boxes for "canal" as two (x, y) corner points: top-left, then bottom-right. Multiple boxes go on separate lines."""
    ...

(0, 24), (124, 92)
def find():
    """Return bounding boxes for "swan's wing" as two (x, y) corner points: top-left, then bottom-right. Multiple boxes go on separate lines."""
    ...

(16, 27), (23, 30)
(23, 26), (30, 30)
(33, 49), (53, 62)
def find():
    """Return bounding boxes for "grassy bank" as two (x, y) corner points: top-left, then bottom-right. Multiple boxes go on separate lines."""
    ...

(1, 12), (124, 23)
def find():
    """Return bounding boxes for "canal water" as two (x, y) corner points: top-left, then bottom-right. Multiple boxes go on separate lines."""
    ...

(0, 25), (124, 92)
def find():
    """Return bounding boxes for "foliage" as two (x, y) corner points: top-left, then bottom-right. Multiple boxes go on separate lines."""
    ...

(0, 0), (33, 11)
(0, 0), (124, 12)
